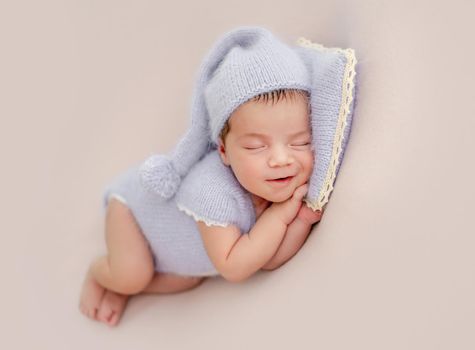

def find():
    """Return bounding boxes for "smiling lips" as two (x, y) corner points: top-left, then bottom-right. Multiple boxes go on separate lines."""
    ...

(266, 176), (294, 186)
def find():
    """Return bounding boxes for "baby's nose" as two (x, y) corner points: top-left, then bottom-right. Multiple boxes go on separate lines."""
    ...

(268, 146), (294, 167)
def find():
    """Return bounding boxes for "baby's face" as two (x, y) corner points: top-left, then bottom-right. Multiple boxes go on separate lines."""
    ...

(218, 94), (314, 203)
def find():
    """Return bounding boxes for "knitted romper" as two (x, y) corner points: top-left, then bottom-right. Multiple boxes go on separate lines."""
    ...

(102, 150), (257, 277)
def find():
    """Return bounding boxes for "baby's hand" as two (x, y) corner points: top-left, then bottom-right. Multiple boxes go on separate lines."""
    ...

(268, 184), (308, 225)
(296, 205), (323, 226)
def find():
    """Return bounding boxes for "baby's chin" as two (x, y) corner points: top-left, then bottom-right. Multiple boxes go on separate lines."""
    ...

(259, 190), (294, 203)
(260, 181), (309, 203)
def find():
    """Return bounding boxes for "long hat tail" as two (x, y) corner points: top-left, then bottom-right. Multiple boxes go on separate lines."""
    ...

(139, 27), (272, 199)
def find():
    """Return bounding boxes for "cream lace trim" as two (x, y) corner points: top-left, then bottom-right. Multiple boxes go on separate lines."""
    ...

(296, 37), (357, 211)
(176, 203), (229, 227)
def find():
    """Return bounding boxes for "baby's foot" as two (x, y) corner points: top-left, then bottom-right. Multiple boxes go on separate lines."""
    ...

(79, 271), (106, 320)
(96, 290), (129, 327)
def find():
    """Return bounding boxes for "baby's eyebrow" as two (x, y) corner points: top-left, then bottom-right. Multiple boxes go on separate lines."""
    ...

(237, 133), (268, 140)
(289, 130), (311, 137)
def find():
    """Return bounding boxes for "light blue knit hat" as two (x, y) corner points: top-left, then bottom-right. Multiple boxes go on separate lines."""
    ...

(140, 26), (357, 211)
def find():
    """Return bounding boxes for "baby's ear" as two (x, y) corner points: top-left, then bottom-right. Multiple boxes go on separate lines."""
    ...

(217, 139), (230, 166)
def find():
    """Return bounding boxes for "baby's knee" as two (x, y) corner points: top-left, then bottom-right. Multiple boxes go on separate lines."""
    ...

(111, 260), (154, 295)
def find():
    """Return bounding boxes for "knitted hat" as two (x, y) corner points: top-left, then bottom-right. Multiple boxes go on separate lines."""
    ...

(140, 26), (357, 211)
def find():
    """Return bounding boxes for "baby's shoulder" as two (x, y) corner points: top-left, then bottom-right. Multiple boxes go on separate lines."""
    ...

(175, 150), (255, 230)
(179, 150), (240, 194)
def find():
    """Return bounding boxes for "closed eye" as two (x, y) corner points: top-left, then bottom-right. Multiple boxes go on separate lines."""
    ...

(292, 142), (311, 147)
(244, 146), (264, 150)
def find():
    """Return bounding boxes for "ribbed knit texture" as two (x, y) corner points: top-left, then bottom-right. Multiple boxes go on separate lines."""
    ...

(293, 41), (357, 209)
(102, 151), (255, 277)
(203, 28), (311, 143)
(295, 46), (348, 206)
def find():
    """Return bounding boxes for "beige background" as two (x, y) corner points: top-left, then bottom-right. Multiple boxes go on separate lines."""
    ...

(1, 0), (474, 349)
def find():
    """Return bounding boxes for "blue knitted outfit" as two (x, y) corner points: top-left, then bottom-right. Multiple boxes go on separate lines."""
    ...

(100, 26), (357, 278)
(102, 150), (256, 277)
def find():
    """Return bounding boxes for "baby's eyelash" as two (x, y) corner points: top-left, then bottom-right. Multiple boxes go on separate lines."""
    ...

(243, 146), (264, 150)
(292, 142), (311, 146)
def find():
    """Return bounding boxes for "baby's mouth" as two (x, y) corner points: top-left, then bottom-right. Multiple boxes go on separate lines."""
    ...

(267, 176), (294, 183)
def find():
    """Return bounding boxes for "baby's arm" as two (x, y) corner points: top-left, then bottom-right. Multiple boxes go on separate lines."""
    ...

(261, 205), (323, 271)
(197, 184), (308, 283)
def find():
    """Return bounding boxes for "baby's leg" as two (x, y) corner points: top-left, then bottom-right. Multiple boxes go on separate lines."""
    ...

(79, 197), (154, 326)
(91, 274), (205, 326)
(90, 197), (154, 294)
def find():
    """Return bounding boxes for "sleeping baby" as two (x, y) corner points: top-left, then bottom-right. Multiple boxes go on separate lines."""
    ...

(79, 26), (357, 327)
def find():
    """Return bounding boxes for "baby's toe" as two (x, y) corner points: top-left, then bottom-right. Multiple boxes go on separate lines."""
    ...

(79, 302), (94, 320)
(97, 300), (113, 324)
(79, 272), (106, 321)
(89, 307), (99, 320)
(106, 311), (119, 327)
(97, 290), (128, 326)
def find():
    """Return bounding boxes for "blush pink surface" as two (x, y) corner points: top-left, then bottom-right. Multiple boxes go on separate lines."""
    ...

(2, 0), (474, 349)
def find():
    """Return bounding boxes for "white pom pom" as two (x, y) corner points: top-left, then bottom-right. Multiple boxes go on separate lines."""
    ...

(139, 155), (181, 199)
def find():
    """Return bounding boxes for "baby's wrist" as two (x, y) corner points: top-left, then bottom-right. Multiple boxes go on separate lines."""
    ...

(266, 204), (292, 227)
(294, 215), (313, 227)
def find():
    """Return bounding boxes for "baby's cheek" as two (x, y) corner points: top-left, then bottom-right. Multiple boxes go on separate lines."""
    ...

(303, 152), (314, 177)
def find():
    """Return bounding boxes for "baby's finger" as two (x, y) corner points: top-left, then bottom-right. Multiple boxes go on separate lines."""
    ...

(293, 184), (309, 200)
(297, 205), (323, 225)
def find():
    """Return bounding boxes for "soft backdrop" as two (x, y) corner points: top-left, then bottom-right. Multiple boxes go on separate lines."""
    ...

(1, 0), (474, 349)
